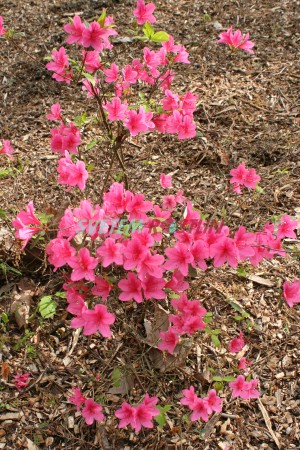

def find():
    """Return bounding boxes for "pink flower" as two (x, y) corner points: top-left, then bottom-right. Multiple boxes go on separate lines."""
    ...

(178, 115), (197, 140)
(46, 237), (76, 270)
(57, 151), (88, 191)
(81, 398), (105, 425)
(82, 22), (105, 51)
(165, 242), (194, 276)
(228, 331), (245, 353)
(104, 63), (119, 83)
(0, 16), (5, 36)
(12, 201), (42, 249)
(123, 238), (148, 270)
(118, 272), (143, 303)
(14, 373), (30, 391)
(141, 274), (166, 300)
(51, 123), (81, 155)
(238, 357), (252, 372)
(243, 168), (261, 189)
(206, 389), (223, 413)
(115, 395), (159, 433)
(160, 173), (172, 189)
(92, 276), (113, 301)
(64, 15), (85, 45)
(165, 270), (190, 293)
(277, 215), (298, 240)
(158, 327), (179, 353)
(69, 387), (86, 411)
(210, 237), (239, 268)
(0, 139), (14, 158)
(68, 247), (98, 281)
(218, 27), (255, 54)
(133, 0), (156, 25)
(180, 386), (198, 409)
(47, 103), (62, 121)
(46, 47), (72, 84)
(283, 279), (300, 308)
(81, 304), (115, 337)
(124, 106), (155, 136)
(115, 402), (136, 429)
(104, 97), (128, 121)
(96, 238), (123, 267)
(229, 375), (260, 399)
(82, 50), (102, 73)
(190, 398), (209, 422)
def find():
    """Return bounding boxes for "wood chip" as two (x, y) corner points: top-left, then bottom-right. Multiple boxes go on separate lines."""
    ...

(248, 275), (275, 287)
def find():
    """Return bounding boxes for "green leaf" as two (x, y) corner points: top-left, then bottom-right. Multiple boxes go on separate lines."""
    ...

(86, 139), (98, 151)
(223, 375), (236, 382)
(54, 291), (66, 299)
(0, 208), (6, 219)
(38, 296), (57, 319)
(87, 163), (95, 172)
(213, 381), (223, 392)
(211, 334), (221, 348)
(151, 31), (169, 43)
(155, 405), (172, 428)
(0, 168), (14, 178)
(197, 131), (204, 137)
(143, 21), (155, 39)
(203, 312), (213, 324)
(74, 112), (87, 127)
(234, 315), (244, 321)
(1, 312), (9, 325)
(228, 301), (244, 314)
(111, 368), (122, 388)
(212, 376), (223, 382)
(36, 212), (53, 225)
(82, 72), (96, 85)
(236, 267), (248, 278)
(97, 8), (107, 27)
(211, 328), (221, 335)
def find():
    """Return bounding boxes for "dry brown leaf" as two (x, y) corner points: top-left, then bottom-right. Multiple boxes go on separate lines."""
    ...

(248, 275), (275, 287)
(1, 362), (10, 381)
(148, 339), (193, 373)
(258, 398), (281, 449)
(108, 371), (134, 395)
(11, 279), (35, 328)
(143, 303), (169, 347)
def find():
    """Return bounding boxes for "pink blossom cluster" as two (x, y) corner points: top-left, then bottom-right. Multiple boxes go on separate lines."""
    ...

(46, 47), (72, 84)
(229, 375), (260, 400)
(14, 373), (30, 391)
(115, 394), (160, 432)
(50, 121), (81, 155)
(228, 331), (245, 353)
(0, 16), (6, 36)
(0, 139), (14, 158)
(69, 387), (104, 425)
(57, 151), (88, 191)
(217, 27), (255, 54)
(229, 163), (261, 194)
(12, 201), (42, 249)
(283, 279), (300, 308)
(181, 387), (223, 422)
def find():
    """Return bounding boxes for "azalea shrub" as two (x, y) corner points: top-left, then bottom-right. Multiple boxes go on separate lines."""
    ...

(1, 0), (299, 439)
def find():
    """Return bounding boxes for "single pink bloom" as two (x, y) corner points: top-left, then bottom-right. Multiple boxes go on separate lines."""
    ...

(57, 151), (88, 191)
(162, 90), (180, 111)
(180, 386), (198, 409)
(0, 139), (14, 158)
(180, 92), (198, 114)
(104, 97), (128, 121)
(205, 389), (223, 413)
(69, 387), (86, 411)
(283, 279), (300, 308)
(14, 373), (30, 391)
(96, 238), (123, 267)
(46, 47), (72, 84)
(104, 63), (119, 83)
(137, 252), (165, 279)
(134, 404), (155, 432)
(234, 226), (255, 260)
(82, 304), (115, 337)
(124, 106), (155, 136)
(210, 237), (239, 268)
(229, 163), (248, 192)
(229, 375), (260, 399)
(81, 398), (105, 425)
(115, 402), (136, 429)
(165, 270), (190, 293)
(277, 215), (298, 240)
(160, 173), (172, 189)
(142, 394), (160, 417)
(82, 21), (106, 51)
(12, 201), (42, 249)
(64, 15), (85, 45)
(178, 115), (196, 140)
(118, 272), (143, 303)
(174, 45), (190, 64)
(243, 168), (260, 189)
(133, 0), (156, 25)
(190, 398), (209, 422)
(68, 247), (98, 281)
(83, 50), (102, 72)
(158, 327), (179, 353)
(238, 357), (252, 372)
(46, 237), (76, 270)
(228, 331), (245, 353)
(47, 103), (62, 121)
(92, 276), (113, 301)
(165, 242), (194, 276)
(218, 27), (255, 54)
(0, 16), (6, 35)
(190, 239), (209, 270)
(142, 274), (166, 300)
(123, 238), (148, 270)
(122, 64), (138, 84)
(126, 193), (153, 221)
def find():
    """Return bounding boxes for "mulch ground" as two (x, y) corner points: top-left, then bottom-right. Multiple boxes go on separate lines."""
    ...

(0, 0), (299, 449)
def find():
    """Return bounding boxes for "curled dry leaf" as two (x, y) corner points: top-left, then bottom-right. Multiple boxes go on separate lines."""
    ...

(10, 279), (36, 328)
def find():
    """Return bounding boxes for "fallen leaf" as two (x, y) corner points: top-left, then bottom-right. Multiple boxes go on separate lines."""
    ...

(1, 362), (10, 381)
(11, 279), (35, 328)
(248, 275), (274, 287)
(258, 398), (281, 449)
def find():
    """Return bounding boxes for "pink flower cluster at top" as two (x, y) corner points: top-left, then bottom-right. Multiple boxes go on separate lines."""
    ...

(14, 373), (31, 391)
(218, 27), (255, 54)
(283, 279), (300, 308)
(181, 387), (223, 422)
(12, 201), (42, 249)
(229, 375), (260, 400)
(229, 163), (261, 194)
(0, 16), (5, 36)
(69, 387), (104, 425)
(115, 394), (160, 432)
